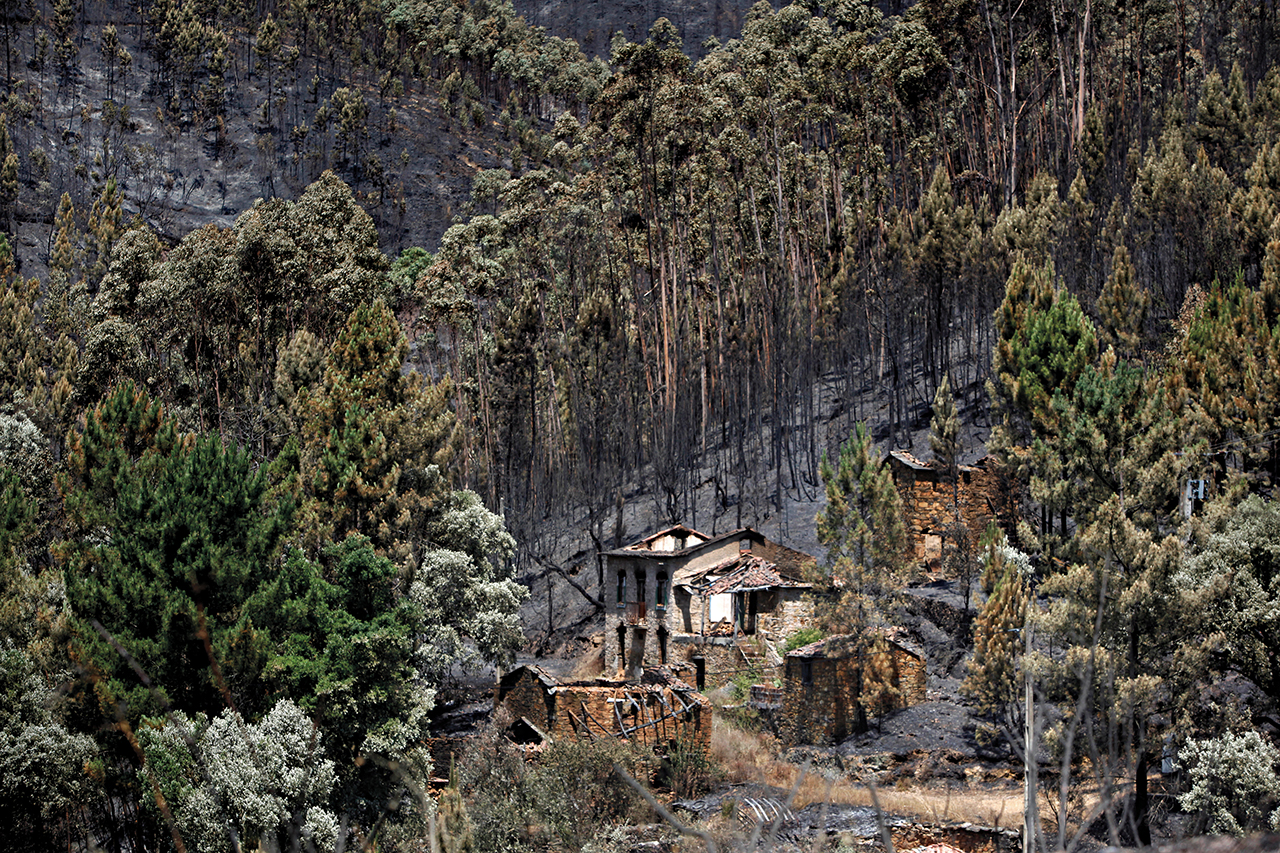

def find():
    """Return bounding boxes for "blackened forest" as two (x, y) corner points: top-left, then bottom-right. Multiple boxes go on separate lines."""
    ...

(4, 0), (1280, 849)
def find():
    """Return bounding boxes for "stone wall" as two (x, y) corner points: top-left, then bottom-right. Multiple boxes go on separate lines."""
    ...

(497, 668), (712, 753)
(551, 684), (711, 752)
(499, 668), (555, 733)
(670, 635), (784, 690)
(892, 644), (927, 707)
(890, 823), (1019, 853)
(780, 655), (863, 744)
(779, 641), (927, 745)
(673, 636), (744, 689)
(889, 456), (1017, 567)
(772, 589), (814, 639)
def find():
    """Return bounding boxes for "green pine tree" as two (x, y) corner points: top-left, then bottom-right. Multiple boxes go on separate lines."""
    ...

(58, 383), (292, 721)
(301, 299), (460, 562)
(962, 558), (1028, 745)
(813, 423), (908, 632)
(1194, 63), (1250, 178)
(860, 631), (903, 732)
(930, 373), (960, 504)
(1096, 243), (1149, 360)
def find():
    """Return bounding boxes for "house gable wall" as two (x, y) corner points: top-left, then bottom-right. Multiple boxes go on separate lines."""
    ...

(497, 668), (555, 733)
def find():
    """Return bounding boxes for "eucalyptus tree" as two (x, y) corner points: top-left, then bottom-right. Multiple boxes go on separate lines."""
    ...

(131, 171), (387, 445)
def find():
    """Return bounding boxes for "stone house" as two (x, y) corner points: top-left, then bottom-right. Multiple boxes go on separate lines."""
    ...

(779, 631), (926, 745)
(887, 451), (1018, 568)
(602, 525), (818, 688)
(495, 664), (711, 753)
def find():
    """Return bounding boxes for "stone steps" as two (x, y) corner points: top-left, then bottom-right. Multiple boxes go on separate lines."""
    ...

(738, 643), (767, 672)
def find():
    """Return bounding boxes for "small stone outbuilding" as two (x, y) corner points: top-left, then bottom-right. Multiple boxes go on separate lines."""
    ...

(888, 451), (1018, 568)
(780, 631), (926, 745)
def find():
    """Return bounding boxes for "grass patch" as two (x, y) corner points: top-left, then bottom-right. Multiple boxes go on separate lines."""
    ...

(709, 715), (1028, 828)
(783, 627), (824, 653)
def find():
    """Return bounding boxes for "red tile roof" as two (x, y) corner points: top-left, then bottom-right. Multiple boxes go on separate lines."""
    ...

(704, 555), (811, 595)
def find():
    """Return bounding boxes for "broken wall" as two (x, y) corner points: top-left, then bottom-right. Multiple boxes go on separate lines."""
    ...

(779, 644), (927, 745)
(889, 458), (1016, 567)
(550, 684), (712, 753)
(496, 669), (712, 754)
(670, 635), (782, 691)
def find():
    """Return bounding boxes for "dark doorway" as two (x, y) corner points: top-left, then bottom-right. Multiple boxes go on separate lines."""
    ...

(616, 625), (626, 673)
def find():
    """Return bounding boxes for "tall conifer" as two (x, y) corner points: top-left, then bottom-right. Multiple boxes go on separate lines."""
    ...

(813, 423), (907, 632)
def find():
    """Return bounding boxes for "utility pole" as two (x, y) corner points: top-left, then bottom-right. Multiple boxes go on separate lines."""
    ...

(1024, 621), (1036, 853)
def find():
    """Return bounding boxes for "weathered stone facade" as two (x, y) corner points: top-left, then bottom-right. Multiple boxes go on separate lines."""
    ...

(887, 451), (1018, 568)
(780, 632), (927, 745)
(603, 526), (819, 680)
(667, 634), (785, 691)
(495, 665), (712, 753)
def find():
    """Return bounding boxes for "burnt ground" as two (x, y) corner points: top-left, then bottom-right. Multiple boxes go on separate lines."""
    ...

(779, 577), (1022, 785)
(10, 9), (512, 284)
(519, 366), (997, 665)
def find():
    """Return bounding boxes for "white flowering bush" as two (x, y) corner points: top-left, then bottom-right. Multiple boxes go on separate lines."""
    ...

(139, 699), (339, 853)
(980, 535), (1031, 578)
(0, 411), (52, 498)
(1177, 730), (1280, 836)
(410, 487), (525, 684)
(0, 644), (98, 843)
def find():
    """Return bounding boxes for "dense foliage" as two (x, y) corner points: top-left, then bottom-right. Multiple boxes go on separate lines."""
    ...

(2, 0), (1280, 848)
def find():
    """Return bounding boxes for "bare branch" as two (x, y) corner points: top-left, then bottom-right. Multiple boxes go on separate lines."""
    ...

(612, 762), (717, 853)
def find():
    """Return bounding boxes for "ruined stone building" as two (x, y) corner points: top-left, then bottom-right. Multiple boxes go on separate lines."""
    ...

(887, 451), (1018, 568)
(780, 631), (927, 744)
(495, 664), (712, 753)
(602, 526), (817, 688)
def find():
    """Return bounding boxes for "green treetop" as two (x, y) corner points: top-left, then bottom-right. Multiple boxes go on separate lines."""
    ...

(300, 298), (461, 563)
(813, 422), (907, 632)
(59, 383), (293, 721)
(929, 373), (960, 501)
